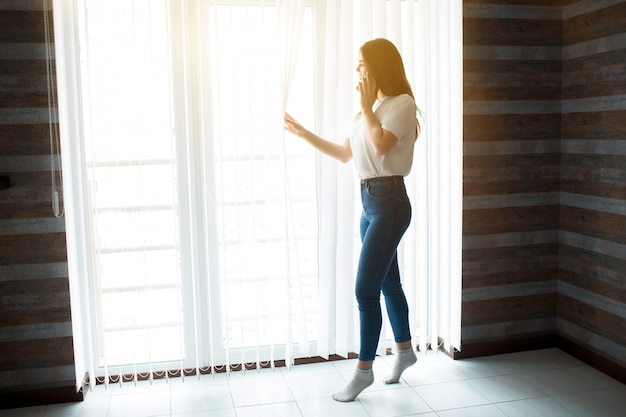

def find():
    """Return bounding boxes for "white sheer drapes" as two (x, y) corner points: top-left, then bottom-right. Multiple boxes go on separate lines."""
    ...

(55, 0), (462, 390)
(315, 0), (462, 359)
(422, 0), (463, 354)
(314, 0), (357, 359)
(180, 0), (314, 370)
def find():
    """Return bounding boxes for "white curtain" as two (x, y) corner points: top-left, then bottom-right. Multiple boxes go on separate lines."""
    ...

(315, 0), (463, 359)
(54, 0), (462, 390)
(416, 0), (463, 354)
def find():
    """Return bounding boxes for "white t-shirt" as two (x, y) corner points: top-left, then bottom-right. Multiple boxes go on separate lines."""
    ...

(349, 94), (417, 179)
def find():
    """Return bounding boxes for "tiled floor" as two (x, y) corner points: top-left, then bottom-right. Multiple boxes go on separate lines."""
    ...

(2, 349), (626, 417)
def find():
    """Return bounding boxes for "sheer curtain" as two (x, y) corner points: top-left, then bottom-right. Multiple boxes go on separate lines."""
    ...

(54, 0), (462, 390)
(421, 0), (463, 354)
(315, 0), (463, 359)
(199, 0), (312, 369)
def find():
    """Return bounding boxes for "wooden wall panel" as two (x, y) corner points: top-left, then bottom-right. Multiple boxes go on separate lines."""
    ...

(558, 0), (626, 370)
(464, 114), (561, 141)
(562, 2), (626, 45)
(0, 0), (78, 407)
(463, 243), (559, 287)
(463, 294), (558, 327)
(558, 295), (626, 358)
(464, 0), (566, 5)
(561, 206), (626, 245)
(561, 111), (626, 139)
(464, 206), (560, 235)
(462, 1), (626, 378)
(462, 1), (562, 349)
(0, 11), (46, 43)
(464, 18), (562, 46)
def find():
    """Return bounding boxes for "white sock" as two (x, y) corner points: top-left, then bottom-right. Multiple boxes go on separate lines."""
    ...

(383, 348), (417, 384)
(332, 368), (374, 402)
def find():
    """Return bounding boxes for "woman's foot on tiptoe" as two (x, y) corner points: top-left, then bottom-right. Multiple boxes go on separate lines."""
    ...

(332, 368), (374, 402)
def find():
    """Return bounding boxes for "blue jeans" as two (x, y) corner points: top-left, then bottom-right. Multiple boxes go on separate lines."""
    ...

(357, 176), (412, 361)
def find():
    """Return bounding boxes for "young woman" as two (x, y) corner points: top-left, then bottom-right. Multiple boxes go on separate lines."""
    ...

(284, 38), (420, 402)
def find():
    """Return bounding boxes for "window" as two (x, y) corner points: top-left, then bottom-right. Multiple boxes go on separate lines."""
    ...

(73, 0), (318, 373)
(56, 0), (463, 384)
(77, 0), (183, 367)
(208, 4), (318, 352)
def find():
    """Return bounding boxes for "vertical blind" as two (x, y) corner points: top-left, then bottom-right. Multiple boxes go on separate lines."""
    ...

(54, 0), (462, 389)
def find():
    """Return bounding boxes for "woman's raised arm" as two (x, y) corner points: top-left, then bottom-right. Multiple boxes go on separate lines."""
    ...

(284, 113), (353, 163)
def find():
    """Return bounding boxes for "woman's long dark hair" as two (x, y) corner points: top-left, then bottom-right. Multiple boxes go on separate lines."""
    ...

(360, 38), (421, 139)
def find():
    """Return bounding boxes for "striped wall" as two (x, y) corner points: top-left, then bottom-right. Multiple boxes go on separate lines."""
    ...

(558, 0), (626, 371)
(462, 0), (563, 353)
(0, 0), (79, 407)
(461, 0), (626, 380)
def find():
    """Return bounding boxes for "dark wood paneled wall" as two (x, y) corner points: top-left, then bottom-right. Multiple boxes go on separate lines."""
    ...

(0, 0), (79, 407)
(462, 0), (563, 353)
(462, 0), (626, 380)
(559, 0), (626, 371)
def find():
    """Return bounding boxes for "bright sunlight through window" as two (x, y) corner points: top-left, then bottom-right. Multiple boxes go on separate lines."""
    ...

(77, 1), (317, 368)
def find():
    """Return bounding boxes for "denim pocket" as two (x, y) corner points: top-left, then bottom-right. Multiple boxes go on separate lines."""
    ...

(366, 182), (396, 200)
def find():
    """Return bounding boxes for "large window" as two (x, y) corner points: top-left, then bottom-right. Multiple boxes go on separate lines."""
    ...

(75, 0), (318, 372)
(78, 0), (184, 367)
(56, 0), (463, 385)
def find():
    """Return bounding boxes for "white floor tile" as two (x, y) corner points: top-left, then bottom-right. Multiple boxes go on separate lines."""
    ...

(107, 379), (170, 396)
(451, 357), (512, 380)
(567, 365), (624, 389)
(517, 367), (601, 395)
(43, 396), (110, 417)
(402, 414), (438, 417)
(224, 367), (284, 383)
(107, 390), (170, 417)
(466, 374), (545, 403)
(331, 358), (360, 372)
(537, 348), (586, 368)
(169, 373), (230, 390)
(170, 384), (233, 414)
(298, 397), (370, 417)
(283, 371), (347, 400)
(413, 380), (490, 411)
(605, 384), (626, 401)
(436, 404), (508, 417)
(85, 384), (112, 398)
(283, 361), (344, 376)
(229, 377), (294, 408)
(0, 406), (46, 417)
(234, 402), (302, 417)
(401, 414), (438, 417)
(358, 387), (433, 417)
(495, 397), (579, 417)
(401, 359), (464, 386)
(172, 410), (236, 417)
(553, 388), (626, 417)
(489, 350), (562, 374)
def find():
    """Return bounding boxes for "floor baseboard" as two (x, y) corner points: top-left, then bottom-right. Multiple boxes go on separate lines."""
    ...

(556, 336), (626, 385)
(452, 334), (557, 359)
(0, 385), (84, 410)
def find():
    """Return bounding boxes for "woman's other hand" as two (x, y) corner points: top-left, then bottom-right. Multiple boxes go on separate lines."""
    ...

(357, 73), (378, 111)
